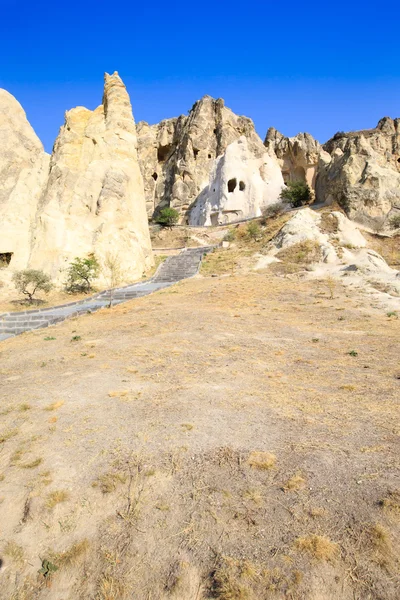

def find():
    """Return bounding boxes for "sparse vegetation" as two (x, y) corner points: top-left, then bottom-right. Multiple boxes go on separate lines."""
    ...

(92, 470), (127, 494)
(49, 539), (89, 568)
(262, 202), (285, 221)
(247, 451), (276, 470)
(295, 535), (339, 561)
(155, 207), (180, 228)
(65, 253), (100, 293)
(102, 252), (125, 307)
(389, 214), (400, 229)
(246, 221), (262, 241)
(46, 490), (69, 509)
(280, 180), (311, 208)
(12, 269), (53, 304)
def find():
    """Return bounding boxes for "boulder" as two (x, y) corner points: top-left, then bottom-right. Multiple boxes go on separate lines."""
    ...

(188, 136), (284, 226)
(30, 72), (153, 283)
(0, 89), (49, 270)
(316, 117), (400, 227)
(137, 95), (269, 221)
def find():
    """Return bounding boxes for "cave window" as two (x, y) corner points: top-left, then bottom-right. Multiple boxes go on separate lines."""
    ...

(193, 148), (199, 159)
(397, 158), (400, 163)
(239, 181), (246, 191)
(0, 252), (13, 268)
(157, 144), (172, 162)
(152, 172), (158, 181)
(213, 129), (217, 134)
(227, 178), (237, 193)
(208, 154), (212, 159)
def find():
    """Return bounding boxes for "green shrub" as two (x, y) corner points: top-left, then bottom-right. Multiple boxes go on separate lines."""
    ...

(280, 181), (311, 208)
(389, 214), (400, 229)
(262, 202), (284, 220)
(155, 207), (180, 227)
(12, 269), (53, 304)
(66, 254), (99, 293)
(223, 229), (236, 242)
(246, 222), (262, 241)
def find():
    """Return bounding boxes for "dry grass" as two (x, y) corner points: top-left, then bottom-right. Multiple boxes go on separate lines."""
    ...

(3, 540), (24, 564)
(295, 535), (339, 561)
(0, 428), (18, 444)
(46, 490), (69, 509)
(49, 539), (90, 568)
(379, 490), (400, 517)
(369, 524), (394, 567)
(211, 557), (254, 600)
(93, 471), (127, 494)
(247, 451), (276, 470)
(108, 390), (128, 398)
(284, 473), (306, 491)
(20, 457), (42, 469)
(276, 239), (322, 265)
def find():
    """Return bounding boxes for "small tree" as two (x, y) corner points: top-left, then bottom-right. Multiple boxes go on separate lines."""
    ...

(246, 222), (262, 241)
(12, 269), (53, 304)
(102, 252), (125, 307)
(389, 214), (400, 229)
(66, 254), (100, 293)
(155, 207), (180, 228)
(280, 181), (311, 208)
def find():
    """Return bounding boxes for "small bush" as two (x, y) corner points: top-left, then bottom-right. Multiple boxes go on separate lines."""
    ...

(155, 207), (180, 228)
(12, 269), (53, 303)
(223, 229), (236, 242)
(389, 214), (400, 229)
(280, 181), (311, 208)
(66, 254), (99, 293)
(262, 202), (284, 220)
(246, 222), (262, 241)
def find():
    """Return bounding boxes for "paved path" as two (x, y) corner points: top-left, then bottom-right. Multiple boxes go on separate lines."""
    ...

(0, 246), (213, 342)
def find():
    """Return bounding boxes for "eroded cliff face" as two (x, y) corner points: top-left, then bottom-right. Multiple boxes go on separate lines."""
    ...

(30, 72), (153, 282)
(137, 96), (268, 221)
(0, 90), (49, 270)
(189, 137), (284, 226)
(264, 128), (330, 192)
(316, 117), (400, 226)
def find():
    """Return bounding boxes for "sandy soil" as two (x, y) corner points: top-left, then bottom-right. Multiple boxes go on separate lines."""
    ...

(0, 270), (399, 599)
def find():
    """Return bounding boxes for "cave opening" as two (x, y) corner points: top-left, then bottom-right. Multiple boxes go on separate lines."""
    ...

(227, 178), (237, 193)
(0, 252), (13, 268)
(193, 148), (199, 159)
(152, 173), (158, 181)
(239, 181), (246, 191)
(157, 144), (172, 162)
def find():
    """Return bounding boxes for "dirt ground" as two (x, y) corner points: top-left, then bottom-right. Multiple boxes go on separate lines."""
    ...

(0, 268), (399, 599)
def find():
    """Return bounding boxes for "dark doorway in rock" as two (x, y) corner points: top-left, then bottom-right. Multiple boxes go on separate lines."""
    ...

(0, 253), (12, 268)
(193, 149), (199, 159)
(397, 157), (400, 163)
(157, 144), (172, 162)
(152, 173), (158, 181)
(228, 178), (237, 193)
(208, 154), (212, 159)
(239, 181), (246, 191)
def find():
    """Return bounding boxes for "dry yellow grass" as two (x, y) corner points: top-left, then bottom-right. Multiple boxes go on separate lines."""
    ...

(3, 540), (24, 564)
(44, 401), (64, 411)
(295, 535), (339, 561)
(46, 490), (69, 509)
(247, 451), (276, 470)
(50, 539), (89, 568)
(284, 473), (306, 491)
(108, 390), (128, 398)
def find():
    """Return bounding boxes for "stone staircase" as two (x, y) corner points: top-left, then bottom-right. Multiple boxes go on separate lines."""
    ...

(0, 246), (213, 342)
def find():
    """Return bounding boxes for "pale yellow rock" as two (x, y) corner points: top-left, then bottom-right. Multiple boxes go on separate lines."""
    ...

(30, 72), (153, 283)
(0, 89), (49, 270)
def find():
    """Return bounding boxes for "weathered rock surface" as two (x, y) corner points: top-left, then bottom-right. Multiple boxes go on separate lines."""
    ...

(30, 72), (153, 282)
(264, 127), (330, 192)
(0, 90), (49, 270)
(316, 117), (400, 227)
(189, 136), (284, 226)
(137, 95), (269, 221)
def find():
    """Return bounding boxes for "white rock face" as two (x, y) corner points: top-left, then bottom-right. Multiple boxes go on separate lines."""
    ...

(30, 72), (153, 283)
(188, 137), (284, 226)
(316, 117), (400, 227)
(0, 90), (49, 270)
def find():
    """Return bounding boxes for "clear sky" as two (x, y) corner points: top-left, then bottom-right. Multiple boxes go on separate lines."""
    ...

(1, 0), (399, 153)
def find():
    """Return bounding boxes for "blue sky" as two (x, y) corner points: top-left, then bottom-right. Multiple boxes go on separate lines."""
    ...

(1, 0), (398, 152)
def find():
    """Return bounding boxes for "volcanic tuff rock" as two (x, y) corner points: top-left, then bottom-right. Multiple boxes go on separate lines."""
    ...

(189, 136), (284, 226)
(0, 90), (49, 270)
(137, 95), (270, 221)
(30, 72), (153, 282)
(316, 117), (400, 227)
(264, 127), (330, 192)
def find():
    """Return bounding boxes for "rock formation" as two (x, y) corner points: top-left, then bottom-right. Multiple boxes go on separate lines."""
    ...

(0, 90), (49, 270)
(316, 117), (400, 227)
(264, 128), (330, 192)
(29, 72), (153, 282)
(137, 95), (273, 222)
(189, 136), (284, 226)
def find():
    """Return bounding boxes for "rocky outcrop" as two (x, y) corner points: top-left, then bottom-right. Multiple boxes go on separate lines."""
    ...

(0, 90), (49, 270)
(189, 136), (284, 226)
(316, 117), (400, 227)
(30, 72), (153, 282)
(137, 95), (269, 221)
(264, 128), (330, 192)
